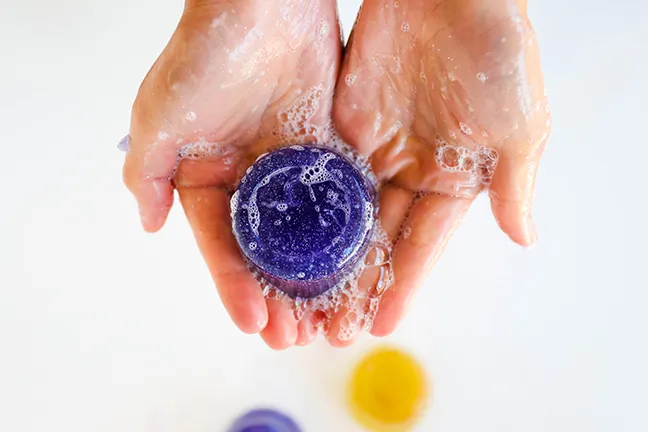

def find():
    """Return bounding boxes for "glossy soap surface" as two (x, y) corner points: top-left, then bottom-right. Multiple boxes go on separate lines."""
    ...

(231, 145), (376, 298)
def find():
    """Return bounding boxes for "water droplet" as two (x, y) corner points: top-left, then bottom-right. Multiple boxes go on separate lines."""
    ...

(460, 123), (473, 135)
(403, 226), (412, 239)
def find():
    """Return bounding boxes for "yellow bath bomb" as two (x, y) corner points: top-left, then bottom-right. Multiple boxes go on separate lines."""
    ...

(349, 346), (429, 431)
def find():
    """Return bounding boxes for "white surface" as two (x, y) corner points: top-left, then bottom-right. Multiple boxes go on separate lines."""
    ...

(1, 1), (647, 431)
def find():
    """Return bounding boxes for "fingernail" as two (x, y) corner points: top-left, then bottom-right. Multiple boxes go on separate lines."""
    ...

(256, 315), (269, 332)
(295, 339), (309, 347)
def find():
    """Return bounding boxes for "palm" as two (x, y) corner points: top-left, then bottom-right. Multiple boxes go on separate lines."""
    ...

(333, 0), (551, 335)
(124, 0), (348, 348)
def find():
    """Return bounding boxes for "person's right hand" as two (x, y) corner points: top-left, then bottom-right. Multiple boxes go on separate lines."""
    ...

(122, 0), (343, 349)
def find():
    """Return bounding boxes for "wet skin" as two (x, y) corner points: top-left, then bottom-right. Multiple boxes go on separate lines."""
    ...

(123, 0), (550, 348)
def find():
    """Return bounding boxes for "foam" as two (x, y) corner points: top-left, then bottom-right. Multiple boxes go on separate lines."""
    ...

(275, 85), (325, 145)
(314, 19), (330, 48)
(435, 135), (500, 185)
(246, 166), (295, 235)
(230, 190), (240, 218)
(178, 138), (228, 160)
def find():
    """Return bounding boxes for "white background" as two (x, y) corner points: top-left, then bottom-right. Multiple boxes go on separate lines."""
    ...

(1, 0), (647, 431)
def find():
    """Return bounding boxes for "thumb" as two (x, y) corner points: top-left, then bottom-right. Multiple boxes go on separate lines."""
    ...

(489, 142), (545, 247)
(121, 10), (202, 233)
(122, 82), (183, 232)
(122, 130), (178, 233)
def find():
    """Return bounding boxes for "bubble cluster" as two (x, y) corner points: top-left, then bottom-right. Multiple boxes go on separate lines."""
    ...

(435, 135), (499, 185)
(178, 138), (227, 159)
(476, 72), (487, 83)
(314, 19), (330, 48)
(401, 21), (410, 33)
(276, 85), (325, 144)
(345, 74), (357, 87)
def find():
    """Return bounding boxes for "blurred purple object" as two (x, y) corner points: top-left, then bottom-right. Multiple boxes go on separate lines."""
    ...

(227, 409), (302, 432)
(117, 135), (130, 152)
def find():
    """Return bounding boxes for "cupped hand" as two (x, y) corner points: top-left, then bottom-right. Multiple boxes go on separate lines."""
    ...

(333, 0), (551, 336)
(123, 0), (346, 349)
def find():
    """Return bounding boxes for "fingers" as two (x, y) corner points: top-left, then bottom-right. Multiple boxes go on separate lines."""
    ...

(371, 193), (472, 337)
(376, 184), (416, 239)
(322, 184), (410, 346)
(489, 143), (545, 247)
(178, 186), (268, 334)
(326, 307), (362, 348)
(295, 312), (318, 347)
(260, 299), (298, 350)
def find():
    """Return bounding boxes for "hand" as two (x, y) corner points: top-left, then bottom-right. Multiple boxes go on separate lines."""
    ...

(333, 0), (551, 336)
(123, 0), (346, 348)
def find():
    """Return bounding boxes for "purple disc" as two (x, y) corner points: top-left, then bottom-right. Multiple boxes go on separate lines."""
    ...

(227, 409), (301, 432)
(231, 145), (376, 298)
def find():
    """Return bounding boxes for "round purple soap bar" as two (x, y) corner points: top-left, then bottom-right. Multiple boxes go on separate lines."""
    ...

(231, 145), (376, 298)
(227, 409), (302, 432)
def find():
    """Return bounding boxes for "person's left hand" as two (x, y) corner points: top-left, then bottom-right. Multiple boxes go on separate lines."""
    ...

(332, 0), (552, 337)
